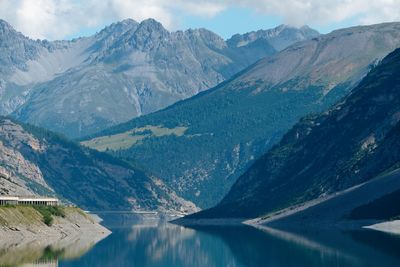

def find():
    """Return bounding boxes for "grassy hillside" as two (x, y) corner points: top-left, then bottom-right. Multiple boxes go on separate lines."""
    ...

(0, 206), (85, 227)
(82, 125), (187, 151)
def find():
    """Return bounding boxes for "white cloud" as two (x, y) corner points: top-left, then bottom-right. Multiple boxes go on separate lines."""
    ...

(108, 0), (173, 28)
(0, 0), (95, 39)
(230, 0), (400, 26)
(14, 0), (74, 39)
(0, 0), (226, 39)
(0, 0), (399, 40)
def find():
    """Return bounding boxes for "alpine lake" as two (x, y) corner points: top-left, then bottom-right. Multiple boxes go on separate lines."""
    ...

(2, 212), (400, 267)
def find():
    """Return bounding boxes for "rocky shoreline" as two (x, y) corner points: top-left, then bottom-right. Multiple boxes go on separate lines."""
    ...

(0, 206), (110, 248)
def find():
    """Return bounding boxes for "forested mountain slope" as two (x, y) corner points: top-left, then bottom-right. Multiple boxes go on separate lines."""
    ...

(192, 47), (400, 218)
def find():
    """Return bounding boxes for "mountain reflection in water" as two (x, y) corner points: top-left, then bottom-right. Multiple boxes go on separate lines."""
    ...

(2, 214), (400, 267)
(0, 236), (96, 267)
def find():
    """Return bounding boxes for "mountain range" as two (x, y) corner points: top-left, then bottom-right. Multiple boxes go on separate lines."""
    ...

(0, 18), (318, 138)
(2, 17), (400, 223)
(83, 22), (400, 208)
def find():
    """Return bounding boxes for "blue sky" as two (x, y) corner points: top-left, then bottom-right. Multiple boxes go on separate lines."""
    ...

(0, 0), (399, 40)
(177, 7), (361, 38)
(181, 7), (284, 39)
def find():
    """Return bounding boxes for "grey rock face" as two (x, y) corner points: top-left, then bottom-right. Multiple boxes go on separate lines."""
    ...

(0, 18), (318, 138)
(0, 20), (40, 71)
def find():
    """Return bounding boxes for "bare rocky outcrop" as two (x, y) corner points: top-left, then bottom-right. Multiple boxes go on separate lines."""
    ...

(0, 117), (198, 214)
(0, 120), (53, 196)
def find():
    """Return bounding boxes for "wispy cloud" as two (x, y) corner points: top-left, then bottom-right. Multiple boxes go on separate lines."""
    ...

(0, 0), (399, 40)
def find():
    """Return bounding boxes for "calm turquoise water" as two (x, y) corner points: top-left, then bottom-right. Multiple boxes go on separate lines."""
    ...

(60, 215), (400, 267)
(3, 215), (400, 267)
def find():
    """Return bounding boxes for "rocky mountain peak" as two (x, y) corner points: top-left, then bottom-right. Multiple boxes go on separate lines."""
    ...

(300, 25), (315, 31)
(120, 18), (139, 26)
(185, 28), (227, 49)
(0, 20), (41, 73)
(137, 18), (168, 33)
(124, 18), (170, 50)
(0, 19), (27, 41)
(271, 24), (290, 34)
(111, 18), (139, 31)
(95, 18), (139, 38)
(0, 19), (17, 34)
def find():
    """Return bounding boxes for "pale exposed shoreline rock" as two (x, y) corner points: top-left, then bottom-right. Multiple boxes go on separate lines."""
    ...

(175, 170), (400, 236)
(0, 207), (111, 249)
(364, 220), (400, 235)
